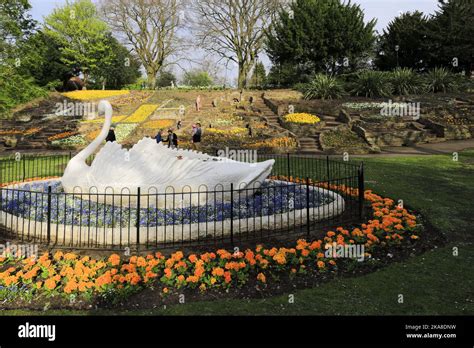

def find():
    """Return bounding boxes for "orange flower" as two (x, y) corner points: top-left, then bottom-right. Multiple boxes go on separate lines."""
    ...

(188, 254), (198, 263)
(136, 257), (147, 267)
(317, 261), (325, 269)
(164, 268), (173, 278)
(224, 271), (232, 284)
(64, 279), (78, 294)
(108, 254), (120, 266)
(53, 251), (64, 261)
(186, 275), (199, 283)
(273, 252), (286, 265)
(44, 278), (57, 290)
(63, 253), (77, 261)
(212, 267), (225, 277)
(257, 273), (266, 283)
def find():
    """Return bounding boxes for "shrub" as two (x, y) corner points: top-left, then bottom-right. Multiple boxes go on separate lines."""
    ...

(0, 67), (48, 117)
(292, 82), (309, 93)
(350, 70), (393, 98)
(424, 67), (456, 93)
(389, 68), (423, 95)
(302, 74), (345, 100)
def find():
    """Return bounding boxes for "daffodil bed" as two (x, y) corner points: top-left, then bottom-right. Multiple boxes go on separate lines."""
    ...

(284, 113), (321, 124)
(62, 90), (130, 100)
(0, 180), (422, 307)
(0, 180), (333, 228)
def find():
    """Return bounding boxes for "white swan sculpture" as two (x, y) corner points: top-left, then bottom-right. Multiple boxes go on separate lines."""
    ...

(61, 100), (275, 207)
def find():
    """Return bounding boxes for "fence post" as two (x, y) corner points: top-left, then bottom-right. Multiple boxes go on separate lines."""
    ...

(358, 163), (365, 219)
(47, 185), (51, 244)
(326, 155), (330, 181)
(306, 177), (310, 237)
(230, 183), (234, 247)
(22, 154), (26, 181)
(136, 187), (141, 250)
(287, 152), (291, 178)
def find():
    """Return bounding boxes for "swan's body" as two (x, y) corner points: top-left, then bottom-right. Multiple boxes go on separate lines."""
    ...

(61, 100), (274, 206)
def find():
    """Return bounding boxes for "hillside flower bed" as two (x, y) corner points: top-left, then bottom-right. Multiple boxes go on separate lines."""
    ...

(206, 127), (247, 135)
(0, 128), (42, 136)
(111, 91), (152, 107)
(142, 119), (174, 129)
(51, 135), (86, 147)
(115, 123), (138, 142)
(82, 115), (127, 124)
(48, 131), (79, 142)
(342, 102), (408, 110)
(0, 183), (421, 302)
(122, 104), (159, 123)
(284, 113), (321, 124)
(246, 137), (297, 151)
(62, 90), (130, 100)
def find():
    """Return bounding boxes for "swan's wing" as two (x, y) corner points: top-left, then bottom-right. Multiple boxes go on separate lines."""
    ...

(87, 138), (274, 191)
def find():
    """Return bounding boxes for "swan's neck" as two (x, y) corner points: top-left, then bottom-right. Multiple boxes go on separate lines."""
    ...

(75, 100), (113, 162)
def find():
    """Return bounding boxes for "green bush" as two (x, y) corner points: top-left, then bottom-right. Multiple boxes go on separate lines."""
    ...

(0, 66), (48, 117)
(424, 67), (457, 93)
(350, 70), (393, 98)
(302, 74), (345, 100)
(389, 68), (423, 95)
(292, 82), (309, 93)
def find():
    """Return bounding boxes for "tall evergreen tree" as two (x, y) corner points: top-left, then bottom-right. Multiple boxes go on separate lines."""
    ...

(374, 11), (431, 71)
(266, 0), (376, 84)
(426, 0), (473, 75)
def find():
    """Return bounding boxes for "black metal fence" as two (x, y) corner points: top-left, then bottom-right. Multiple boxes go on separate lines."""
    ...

(0, 153), (364, 250)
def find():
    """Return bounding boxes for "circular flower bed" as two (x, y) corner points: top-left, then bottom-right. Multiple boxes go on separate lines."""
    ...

(0, 184), (421, 302)
(284, 113), (321, 124)
(0, 180), (334, 228)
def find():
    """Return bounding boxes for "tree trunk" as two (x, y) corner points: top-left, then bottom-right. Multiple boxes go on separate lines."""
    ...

(146, 69), (157, 90)
(238, 62), (249, 89)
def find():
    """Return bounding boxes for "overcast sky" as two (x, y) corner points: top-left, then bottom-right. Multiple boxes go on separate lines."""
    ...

(29, 0), (440, 84)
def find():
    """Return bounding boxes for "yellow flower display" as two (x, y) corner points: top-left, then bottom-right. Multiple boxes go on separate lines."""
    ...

(247, 137), (297, 149)
(142, 119), (174, 129)
(206, 127), (247, 135)
(62, 90), (130, 100)
(82, 115), (127, 124)
(284, 113), (321, 124)
(122, 104), (159, 123)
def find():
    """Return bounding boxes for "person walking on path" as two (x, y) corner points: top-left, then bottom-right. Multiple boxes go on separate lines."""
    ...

(155, 129), (163, 143)
(192, 123), (202, 151)
(166, 129), (178, 149)
(195, 95), (202, 112)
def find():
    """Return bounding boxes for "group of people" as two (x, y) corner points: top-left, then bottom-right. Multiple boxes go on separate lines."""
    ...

(154, 122), (202, 150)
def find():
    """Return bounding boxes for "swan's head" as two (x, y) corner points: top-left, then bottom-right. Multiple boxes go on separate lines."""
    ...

(98, 100), (113, 119)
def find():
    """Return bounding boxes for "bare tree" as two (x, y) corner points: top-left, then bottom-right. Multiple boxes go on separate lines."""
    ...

(192, 0), (279, 88)
(100, 0), (183, 89)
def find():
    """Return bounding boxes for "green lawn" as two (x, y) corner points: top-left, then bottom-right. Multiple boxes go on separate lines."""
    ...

(1, 150), (473, 315)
